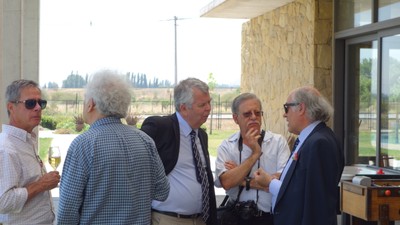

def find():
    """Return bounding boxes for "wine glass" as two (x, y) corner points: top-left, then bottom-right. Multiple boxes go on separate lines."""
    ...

(48, 146), (61, 171)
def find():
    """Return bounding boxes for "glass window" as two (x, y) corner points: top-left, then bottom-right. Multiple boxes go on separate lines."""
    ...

(336, 0), (373, 31)
(346, 34), (400, 169)
(348, 41), (378, 165)
(379, 0), (400, 21)
(381, 34), (400, 169)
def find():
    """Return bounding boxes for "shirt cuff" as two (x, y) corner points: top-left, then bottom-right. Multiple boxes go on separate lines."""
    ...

(269, 178), (282, 196)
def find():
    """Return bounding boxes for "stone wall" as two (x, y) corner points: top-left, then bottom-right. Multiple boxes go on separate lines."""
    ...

(241, 0), (333, 137)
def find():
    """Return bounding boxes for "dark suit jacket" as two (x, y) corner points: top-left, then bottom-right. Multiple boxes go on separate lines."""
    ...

(141, 113), (217, 225)
(273, 122), (344, 225)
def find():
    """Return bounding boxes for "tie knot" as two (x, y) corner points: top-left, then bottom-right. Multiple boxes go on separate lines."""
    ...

(190, 130), (196, 137)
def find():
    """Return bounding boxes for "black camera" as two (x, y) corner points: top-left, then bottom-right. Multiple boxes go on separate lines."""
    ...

(235, 200), (258, 220)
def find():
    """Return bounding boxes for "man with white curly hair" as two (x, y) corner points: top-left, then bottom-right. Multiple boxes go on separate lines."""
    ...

(57, 70), (169, 225)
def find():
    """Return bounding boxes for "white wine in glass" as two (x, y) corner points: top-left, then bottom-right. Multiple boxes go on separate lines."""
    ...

(48, 146), (61, 171)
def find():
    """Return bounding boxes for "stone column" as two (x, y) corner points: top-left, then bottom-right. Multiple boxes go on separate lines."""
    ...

(0, 0), (40, 127)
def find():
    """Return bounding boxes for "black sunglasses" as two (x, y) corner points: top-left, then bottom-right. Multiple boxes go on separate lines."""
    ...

(11, 99), (47, 110)
(283, 102), (299, 114)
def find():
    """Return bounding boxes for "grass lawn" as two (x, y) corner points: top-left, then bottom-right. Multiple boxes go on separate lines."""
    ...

(359, 131), (400, 159)
(39, 138), (52, 163)
(208, 129), (236, 157)
(358, 131), (376, 156)
(38, 129), (235, 160)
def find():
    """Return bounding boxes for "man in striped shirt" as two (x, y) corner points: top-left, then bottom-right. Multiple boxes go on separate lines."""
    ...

(0, 79), (60, 224)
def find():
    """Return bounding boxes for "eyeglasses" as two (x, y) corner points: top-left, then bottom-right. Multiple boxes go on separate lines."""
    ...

(11, 99), (47, 110)
(241, 110), (263, 118)
(283, 102), (299, 114)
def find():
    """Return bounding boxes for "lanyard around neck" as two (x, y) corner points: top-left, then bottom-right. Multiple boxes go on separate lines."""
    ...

(237, 130), (265, 203)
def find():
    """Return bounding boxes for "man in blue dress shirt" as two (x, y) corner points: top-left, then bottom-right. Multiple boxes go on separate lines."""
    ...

(141, 77), (217, 225)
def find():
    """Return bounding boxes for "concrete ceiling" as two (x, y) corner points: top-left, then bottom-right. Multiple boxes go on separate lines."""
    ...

(200, 0), (295, 19)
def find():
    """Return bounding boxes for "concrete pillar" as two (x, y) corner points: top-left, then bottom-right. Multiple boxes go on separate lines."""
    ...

(0, 0), (40, 127)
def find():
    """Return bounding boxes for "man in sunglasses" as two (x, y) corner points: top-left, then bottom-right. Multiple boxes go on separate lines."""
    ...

(253, 86), (344, 225)
(214, 93), (290, 225)
(0, 79), (60, 224)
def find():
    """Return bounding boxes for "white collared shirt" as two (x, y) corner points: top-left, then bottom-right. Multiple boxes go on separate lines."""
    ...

(0, 124), (54, 224)
(215, 130), (290, 212)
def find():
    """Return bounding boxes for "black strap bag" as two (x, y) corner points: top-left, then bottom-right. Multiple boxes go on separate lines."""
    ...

(217, 195), (239, 225)
(217, 130), (265, 225)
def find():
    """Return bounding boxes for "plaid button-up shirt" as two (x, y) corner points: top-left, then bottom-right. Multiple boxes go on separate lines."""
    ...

(57, 117), (169, 225)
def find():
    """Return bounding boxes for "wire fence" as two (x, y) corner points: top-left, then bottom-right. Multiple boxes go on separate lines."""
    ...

(47, 99), (233, 114)
(45, 98), (235, 130)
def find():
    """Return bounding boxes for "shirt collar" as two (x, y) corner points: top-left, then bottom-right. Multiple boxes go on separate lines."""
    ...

(298, 120), (322, 143)
(90, 116), (122, 128)
(2, 124), (34, 142)
(228, 130), (270, 143)
(176, 112), (196, 137)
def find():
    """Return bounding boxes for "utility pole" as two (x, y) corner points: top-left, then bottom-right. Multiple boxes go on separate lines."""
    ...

(161, 16), (189, 86)
(174, 16), (178, 86)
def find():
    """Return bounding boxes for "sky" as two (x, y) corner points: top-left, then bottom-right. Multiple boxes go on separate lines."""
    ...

(39, 0), (247, 87)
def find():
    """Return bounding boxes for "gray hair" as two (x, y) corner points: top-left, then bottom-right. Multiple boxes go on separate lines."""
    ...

(231, 93), (262, 114)
(174, 77), (209, 112)
(291, 86), (333, 122)
(6, 80), (40, 116)
(85, 70), (131, 118)
(6, 79), (40, 102)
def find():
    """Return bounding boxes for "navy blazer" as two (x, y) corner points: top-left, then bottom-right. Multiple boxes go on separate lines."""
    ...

(273, 122), (344, 225)
(141, 113), (217, 225)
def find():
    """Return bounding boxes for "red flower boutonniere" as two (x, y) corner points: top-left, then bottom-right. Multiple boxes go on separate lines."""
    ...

(292, 152), (299, 161)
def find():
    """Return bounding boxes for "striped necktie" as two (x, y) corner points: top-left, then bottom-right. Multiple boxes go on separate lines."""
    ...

(292, 138), (300, 153)
(190, 130), (210, 222)
(279, 138), (300, 180)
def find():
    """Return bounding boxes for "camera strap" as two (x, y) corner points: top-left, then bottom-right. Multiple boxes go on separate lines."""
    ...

(237, 130), (265, 204)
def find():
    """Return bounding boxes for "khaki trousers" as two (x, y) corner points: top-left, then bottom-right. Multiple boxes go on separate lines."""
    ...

(152, 211), (206, 225)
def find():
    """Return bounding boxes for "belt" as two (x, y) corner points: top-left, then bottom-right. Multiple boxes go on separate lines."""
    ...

(152, 209), (200, 219)
(254, 210), (272, 217)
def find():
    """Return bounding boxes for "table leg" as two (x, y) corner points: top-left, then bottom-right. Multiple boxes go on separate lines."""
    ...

(378, 204), (390, 225)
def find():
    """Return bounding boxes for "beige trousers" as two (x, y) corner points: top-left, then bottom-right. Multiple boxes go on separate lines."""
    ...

(151, 211), (206, 225)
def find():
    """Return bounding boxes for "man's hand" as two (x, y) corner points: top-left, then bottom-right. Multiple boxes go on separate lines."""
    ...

(39, 171), (61, 190)
(271, 172), (281, 180)
(253, 168), (273, 188)
(242, 128), (262, 156)
(26, 171), (60, 201)
(219, 128), (262, 190)
(224, 160), (237, 170)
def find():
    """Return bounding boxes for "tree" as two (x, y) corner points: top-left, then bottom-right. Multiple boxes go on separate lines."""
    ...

(62, 72), (86, 88)
(207, 73), (218, 134)
(359, 58), (374, 110)
(153, 77), (159, 88)
(387, 57), (400, 102)
(207, 73), (217, 91)
(47, 82), (59, 89)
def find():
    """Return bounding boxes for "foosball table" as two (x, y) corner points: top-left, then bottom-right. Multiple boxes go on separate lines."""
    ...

(341, 165), (400, 225)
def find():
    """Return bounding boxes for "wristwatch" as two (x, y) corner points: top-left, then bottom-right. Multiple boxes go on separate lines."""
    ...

(245, 177), (251, 191)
